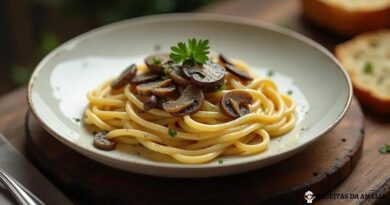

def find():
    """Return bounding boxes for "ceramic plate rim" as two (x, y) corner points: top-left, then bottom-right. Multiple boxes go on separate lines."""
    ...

(27, 13), (352, 170)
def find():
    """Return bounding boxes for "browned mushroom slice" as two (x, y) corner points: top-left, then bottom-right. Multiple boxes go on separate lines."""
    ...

(224, 64), (253, 81)
(168, 65), (190, 85)
(155, 96), (174, 109)
(219, 54), (253, 81)
(162, 85), (204, 116)
(144, 53), (170, 74)
(136, 79), (172, 96)
(131, 72), (160, 84)
(219, 54), (234, 65)
(152, 86), (176, 97)
(182, 61), (226, 88)
(93, 131), (116, 151)
(221, 90), (253, 119)
(111, 64), (137, 89)
(143, 95), (158, 111)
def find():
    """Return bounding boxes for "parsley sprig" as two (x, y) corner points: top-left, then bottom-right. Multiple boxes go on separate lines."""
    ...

(170, 38), (210, 65)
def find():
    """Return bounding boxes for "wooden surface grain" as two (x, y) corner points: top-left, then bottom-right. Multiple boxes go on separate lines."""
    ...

(0, 0), (389, 204)
(24, 99), (363, 204)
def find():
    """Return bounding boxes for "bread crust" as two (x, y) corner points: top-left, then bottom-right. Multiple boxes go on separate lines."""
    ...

(335, 30), (390, 113)
(302, 0), (390, 36)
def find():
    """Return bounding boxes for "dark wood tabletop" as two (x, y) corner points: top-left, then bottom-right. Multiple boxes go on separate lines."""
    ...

(0, 0), (389, 204)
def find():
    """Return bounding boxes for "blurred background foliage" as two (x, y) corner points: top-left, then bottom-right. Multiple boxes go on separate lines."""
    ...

(0, 0), (215, 95)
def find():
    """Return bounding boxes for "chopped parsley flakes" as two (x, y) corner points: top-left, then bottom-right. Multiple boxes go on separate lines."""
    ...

(379, 144), (390, 154)
(154, 44), (161, 51)
(218, 159), (224, 164)
(152, 57), (162, 65)
(168, 128), (177, 137)
(363, 62), (373, 74)
(300, 126), (309, 131)
(287, 90), (293, 95)
(267, 70), (274, 77)
(218, 83), (227, 90)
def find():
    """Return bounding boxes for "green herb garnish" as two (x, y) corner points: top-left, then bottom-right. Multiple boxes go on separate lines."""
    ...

(363, 62), (373, 74)
(161, 75), (170, 80)
(152, 57), (162, 65)
(218, 83), (227, 90)
(287, 90), (293, 95)
(73, 118), (81, 122)
(300, 126), (309, 131)
(267, 70), (274, 77)
(225, 99), (231, 107)
(218, 159), (224, 164)
(170, 38), (210, 65)
(168, 128), (177, 137)
(379, 144), (390, 154)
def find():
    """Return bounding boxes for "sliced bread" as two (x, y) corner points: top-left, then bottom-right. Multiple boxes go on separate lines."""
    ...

(336, 30), (390, 113)
(302, 0), (390, 35)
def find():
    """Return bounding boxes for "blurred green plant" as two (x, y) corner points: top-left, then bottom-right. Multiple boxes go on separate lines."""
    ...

(33, 0), (214, 25)
(10, 30), (60, 86)
(10, 64), (32, 85)
(39, 31), (60, 58)
(10, 0), (214, 86)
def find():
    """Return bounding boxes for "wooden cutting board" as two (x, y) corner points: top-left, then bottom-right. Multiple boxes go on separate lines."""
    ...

(25, 98), (364, 205)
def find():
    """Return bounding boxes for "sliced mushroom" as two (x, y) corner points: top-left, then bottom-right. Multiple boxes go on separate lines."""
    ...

(183, 61), (226, 88)
(131, 72), (160, 84)
(219, 54), (234, 65)
(202, 85), (220, 93)
(219, 54), (253, 81)
(162, 85), (204, 116)
(111, 64), (137, 89)
(143, 95), (158, 111)
(152, 86), (176, 97)
(168, 65), (190, 85)
(93, 131), (116, 151)
(224, 64), (253, 81)
(155, 96), (173, 109)
(136, 79), (172, 96)
(221, 90), (253, 119)
(144, 53), (170, 74)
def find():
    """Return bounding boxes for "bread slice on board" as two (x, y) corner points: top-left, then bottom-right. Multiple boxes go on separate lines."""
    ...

(336, 30), (390, 113)
(302, 0), (390, 36)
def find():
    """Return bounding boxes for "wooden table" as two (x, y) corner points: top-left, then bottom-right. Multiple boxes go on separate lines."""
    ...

(0, 0), (389, 204)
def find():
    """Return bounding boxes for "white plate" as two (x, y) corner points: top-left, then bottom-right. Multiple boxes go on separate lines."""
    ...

(28, 14), (352, 178)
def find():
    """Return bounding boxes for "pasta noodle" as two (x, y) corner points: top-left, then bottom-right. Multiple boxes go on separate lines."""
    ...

(84, 59), (296, 164)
